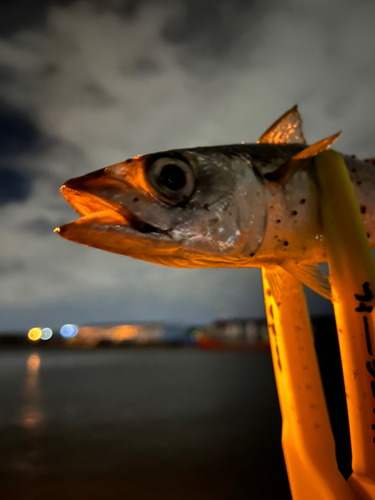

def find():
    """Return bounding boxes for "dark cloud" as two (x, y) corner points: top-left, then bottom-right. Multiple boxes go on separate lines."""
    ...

(0, 0), (264, 66)
(0, 167), (32, 205)
(0, 0), (76, 37)
(0, 100), (40, 156)
(0, 100), (41, 205)
(162, 0), (264, 62)
(0, 0), (140, 38)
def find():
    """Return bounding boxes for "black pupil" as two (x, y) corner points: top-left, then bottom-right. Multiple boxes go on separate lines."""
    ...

(159, 164), (186, 191)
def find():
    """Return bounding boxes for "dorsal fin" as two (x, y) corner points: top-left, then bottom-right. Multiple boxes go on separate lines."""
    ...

(363, 158), (375, 166)
(257, 105), (306, 145)
(264, 131), (343, 184)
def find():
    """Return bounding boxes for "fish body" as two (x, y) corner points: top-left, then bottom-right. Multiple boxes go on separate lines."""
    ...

(57, 107), (375, 298)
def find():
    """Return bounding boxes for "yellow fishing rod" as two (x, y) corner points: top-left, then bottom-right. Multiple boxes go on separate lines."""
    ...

(316, 150), (375, 499)
(263, 150), (375, 499)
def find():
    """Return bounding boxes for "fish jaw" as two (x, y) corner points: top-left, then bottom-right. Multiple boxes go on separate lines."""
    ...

(57, 210), (182, 263)
(57, 168), (184, 262)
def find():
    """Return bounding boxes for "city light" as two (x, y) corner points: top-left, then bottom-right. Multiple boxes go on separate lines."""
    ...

(28, 327), (42, 342)
(60, 324), (78, 338)
(41, 327), (53, 340)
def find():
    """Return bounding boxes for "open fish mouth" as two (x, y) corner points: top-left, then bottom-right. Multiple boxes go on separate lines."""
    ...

(59, 184), (163, 235)
(57, 167), (170, 236)
(56, 170), (176, 258)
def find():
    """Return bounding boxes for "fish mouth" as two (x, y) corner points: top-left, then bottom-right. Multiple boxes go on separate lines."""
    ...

(59, 184), (162, 235)
(56, 170), (175, 257)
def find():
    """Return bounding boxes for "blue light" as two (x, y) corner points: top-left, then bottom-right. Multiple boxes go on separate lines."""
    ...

(60, 324), (78, 338)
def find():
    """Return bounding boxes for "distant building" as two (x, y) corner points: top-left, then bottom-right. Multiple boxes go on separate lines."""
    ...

(71, 322), (191, 347)
(202, 319), (269, 345)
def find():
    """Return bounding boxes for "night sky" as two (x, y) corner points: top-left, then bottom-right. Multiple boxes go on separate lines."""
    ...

(0, 0), (375, 331)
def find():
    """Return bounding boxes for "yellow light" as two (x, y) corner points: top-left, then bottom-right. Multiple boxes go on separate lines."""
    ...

(28, 328), (42, 342)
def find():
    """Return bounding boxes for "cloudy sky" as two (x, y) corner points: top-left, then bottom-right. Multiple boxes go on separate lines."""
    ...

(0, 0), (375, 331)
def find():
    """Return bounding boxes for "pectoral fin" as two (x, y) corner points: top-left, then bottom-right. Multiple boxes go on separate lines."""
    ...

(264, 131), (343, 185)
(282, 262), (332, 301)
(257, 105), (307, 145)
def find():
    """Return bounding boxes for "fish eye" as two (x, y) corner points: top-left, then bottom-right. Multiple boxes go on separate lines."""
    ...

(159, 164), (186, 190)
(146, 156), (195, 204)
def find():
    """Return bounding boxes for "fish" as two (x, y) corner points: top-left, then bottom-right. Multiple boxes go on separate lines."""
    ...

(56, 106), (375, 300)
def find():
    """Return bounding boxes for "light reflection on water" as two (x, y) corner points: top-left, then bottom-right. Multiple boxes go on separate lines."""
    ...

(21, 353), (43, 430)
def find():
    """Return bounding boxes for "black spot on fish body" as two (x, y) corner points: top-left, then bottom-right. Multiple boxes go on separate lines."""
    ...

(276, 219), (281, 224)
(357, 180), (362, 186)
(300, 199), (306, 204)
(361, 205), (366, 214)
(284, 241), (289, 246)
(292, 210), (297, 216)
(133, 197), (139, 202)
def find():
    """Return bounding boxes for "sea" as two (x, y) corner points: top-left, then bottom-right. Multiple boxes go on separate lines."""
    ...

(0, 345), (349, 500)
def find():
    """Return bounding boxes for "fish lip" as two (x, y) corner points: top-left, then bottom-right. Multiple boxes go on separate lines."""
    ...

(59, 184), (168, 236)
(60, 184), (119, 216)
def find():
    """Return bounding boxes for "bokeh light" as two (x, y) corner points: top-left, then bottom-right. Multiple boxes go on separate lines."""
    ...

(60, 324), (78, 338)
(28, 327), (42, 342)
(41, 327), (53, 340)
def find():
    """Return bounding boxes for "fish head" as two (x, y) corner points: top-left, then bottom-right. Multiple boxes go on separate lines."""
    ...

(57, 148), (268, 267)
